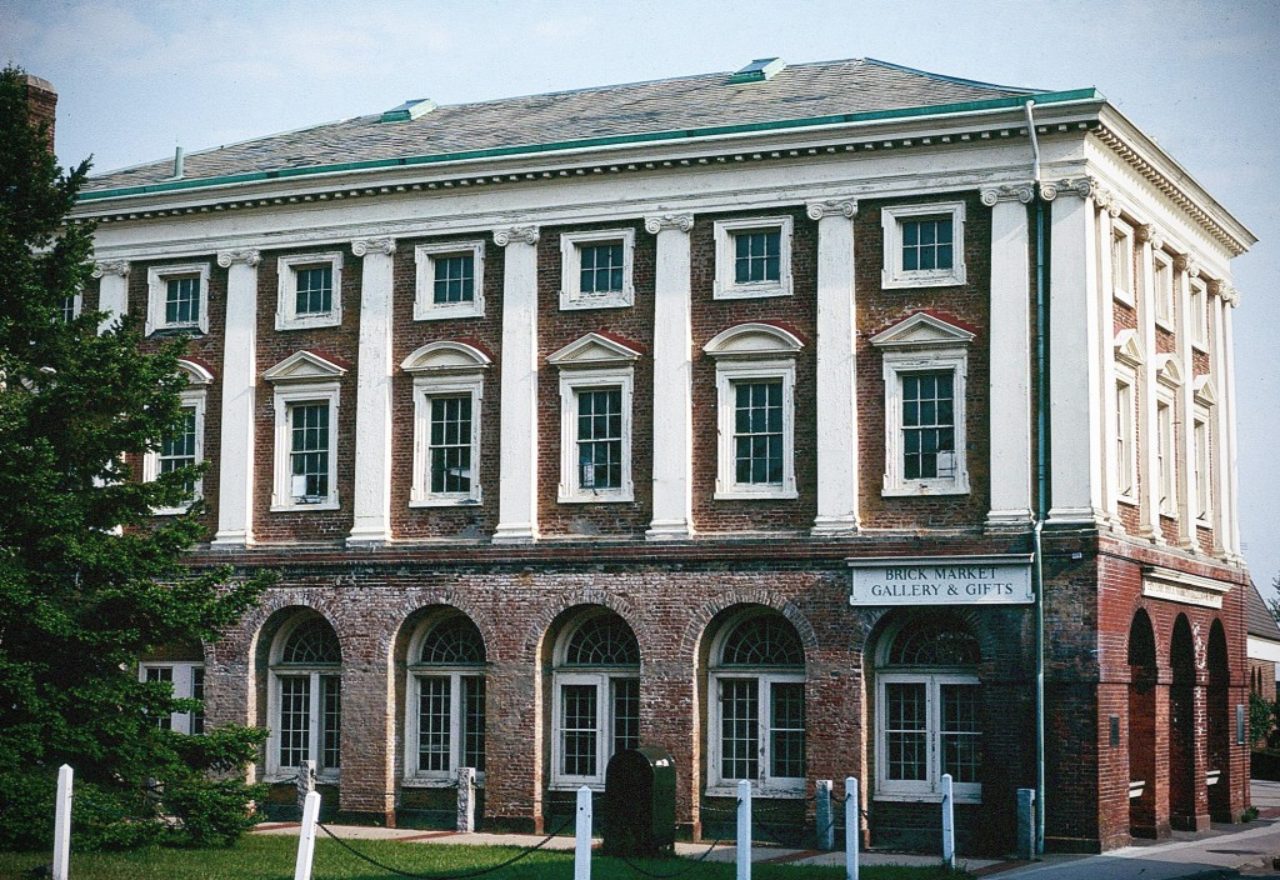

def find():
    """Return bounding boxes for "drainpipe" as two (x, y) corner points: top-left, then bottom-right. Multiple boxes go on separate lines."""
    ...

(1025, 98), (1049, 858)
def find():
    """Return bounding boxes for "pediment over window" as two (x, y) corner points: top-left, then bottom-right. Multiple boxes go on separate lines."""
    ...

(263, 350), (348, 384)
(702, 322), (804, 358)
(1193, 375), (1217, 406)
(1114, 329), (1144, 367)
(176, 358), (215, 386)
(1155, 353), (1183, 387)
(869, 312), (975, 349)
(547, 331), (642, 367)
(401, 340), (492, 374)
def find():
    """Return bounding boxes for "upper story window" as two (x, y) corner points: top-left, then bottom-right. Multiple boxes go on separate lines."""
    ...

(1113, 330), (1143, 507)
(268, 614), (342, 780)
(1190, 277), (1209, 351)
(404, 612), (486, 783)
(560, 229), (636, 310)
(713, 216), (793, 299)
(59, 291), (82, 323)
(881, 202), (967, 289)
(1155, 353), (1182, 518)
(415, 241), (486, 320)
(1152, 250), (1174, 330)
(1111, 218), (1135, 306)
(144, 360), (213, 514)
(277, 253), (343, 330)
(703, 323), (804, 500)
(401, 341), (492, 507)
(146, 263), (210, 335)
(263, 351), (347, 512)
(870, 312), (974, 497)
(1193, 377), (1217, 525)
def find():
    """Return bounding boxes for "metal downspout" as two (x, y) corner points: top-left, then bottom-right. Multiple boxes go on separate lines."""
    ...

(1025, 98), (1049, 857)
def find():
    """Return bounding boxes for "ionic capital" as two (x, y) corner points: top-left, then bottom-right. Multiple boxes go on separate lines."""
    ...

(1173, 254), (1200, 278)
(644, 213), (695, 234)
(216, 249), (261, 268)
(493, 225), (540, 247)
(351, 237), (397, 257)
(979, 184), (1035, 206)
(1135, 224), (1165, 252)
(1039, 176), (1098, 202)
(804, 199), (858, 220)
(91, 260), (130, 278)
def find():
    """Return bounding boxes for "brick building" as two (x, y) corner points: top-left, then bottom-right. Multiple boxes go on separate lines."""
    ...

(1246, 582), (1280, 706)
(72, 58), (1255, 854)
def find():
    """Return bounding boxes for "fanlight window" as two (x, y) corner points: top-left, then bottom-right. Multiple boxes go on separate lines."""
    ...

(719, 616), (804, 667)
(419, 616), (486, 666)
(563, 615), (640, 666)
(281, 618), (341, 664)
(886, 618), (979, 667)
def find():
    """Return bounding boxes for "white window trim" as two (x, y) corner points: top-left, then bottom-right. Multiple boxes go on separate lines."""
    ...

(550, 671), (628, 789)
(1189, 277), (1209, 352)
(265, 617), (341, 782)
(62, 290), (83, 322)
(403, 667), (485, 786)
(414, 240), (486, 320)
(138, 661), (204, 735)
(705, 671), (807, 797)
(1155, 389), (1177, 518)
(713, 216), (794, 300)
(276, 252), (344, 330)
(144, 387), (206, 515)
(1153, 250), (1175, 331)
(1111, 218), (1135, 306)
(410, 374), (484, 507)
(271, 382), (341, 512)
(1116, 367), (1138, 506)
(559, 228), (636, 310)
(557, 367), (634, 503)
(1193, 405), (1212, 525)
(146, 263), (210, 335)
(875, 672), (982, 804)
(880, 348), (970, 497)
(713, 359), (798, 500)
(881, 201), (967, 289)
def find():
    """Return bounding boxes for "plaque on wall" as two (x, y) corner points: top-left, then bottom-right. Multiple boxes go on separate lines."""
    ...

(847, 554), (1034, 606)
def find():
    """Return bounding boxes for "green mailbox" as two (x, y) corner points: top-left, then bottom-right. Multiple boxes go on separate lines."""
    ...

(603, 745), (677, 855)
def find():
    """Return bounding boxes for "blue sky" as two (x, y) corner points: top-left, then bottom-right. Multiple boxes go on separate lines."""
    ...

(5, 0), (1278, 586)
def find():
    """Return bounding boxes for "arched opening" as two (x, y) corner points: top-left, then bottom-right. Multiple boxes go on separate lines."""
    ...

(266, 611), (343, 781)
(1127, 610), (1158, 837)
(1207, 619), (1231, 821)
(1169, 615), (1197, 829)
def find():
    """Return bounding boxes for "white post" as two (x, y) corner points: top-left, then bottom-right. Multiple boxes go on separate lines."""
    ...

(941, 773), (955, 870)
(815, 779), (834, 850)
(293, 789), (321, 880)
(52, 764), (72, 880)
(575, 785), (592, 880)
(845, 777), (859, 880)
(457, 766), (476, 833)
(737, 778), (751, 880)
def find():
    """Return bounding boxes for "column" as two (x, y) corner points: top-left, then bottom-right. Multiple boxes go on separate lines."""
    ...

(1045, 178), (1105, 526)
(1209, 288), (1230, 556)
(1136, 224), (1163, 542)
(347, 238), (397, 546)
(1173, 255), (1198, 549)
(92, 260), (129, 332)
(807, 198), (860, 536)
(212, 249), (260, 547)
(644, 213), (695, 540)
(981, 185), (1034, 529)
(1221, 287), (1242, 560)
(492, 226), (541, 544)
(1096, 194), (1122, 529)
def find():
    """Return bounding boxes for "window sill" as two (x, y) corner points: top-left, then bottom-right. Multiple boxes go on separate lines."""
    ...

(149, 326), (205, 338)
(1118, 495), (1139, 507)
(409, 496), (483, 508)
(414, 303), (484, 321)
(557, 491), (635, 505)
(874, 790), (981, 805)
(1113, 289), (1135, 307)
(265, 772), (341, 784)
(152, 504), (197, 516)
(401, 776), (486, 789)
(276, 314), (343, 331)
(714, 488), (799, 502)
(271, 500), (341, 513)
(704, 783), (804, 799)
(882, 481), (970, 498)
(881, 271), (966, 290)
(712, 284), (791, 301)
(559, 293), (633, 311)
(549, 780), (604, 792)
(1191, 339), (1209, 354)
(1155, 318), (1175, 334)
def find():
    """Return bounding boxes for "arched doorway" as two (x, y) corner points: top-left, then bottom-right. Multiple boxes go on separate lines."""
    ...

(1169, 615), (1197, 829)
(1127, 610), (1158, 837)
(1207, 619), (1231, 821)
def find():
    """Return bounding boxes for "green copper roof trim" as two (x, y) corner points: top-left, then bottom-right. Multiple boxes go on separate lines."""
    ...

(78, 88), (1102, 203)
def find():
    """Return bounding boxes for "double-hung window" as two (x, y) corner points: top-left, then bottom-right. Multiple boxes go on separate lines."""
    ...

(881, 202), (967, 289)
(265, 351), (347, 511)
(1192, 378), (1216, 526)
(405, 614), (486, 783)
(1116, 374), (1137, 504)
(1156, 396), (1176, 517)
(1111, 219), (1135, 306)
(139, 661), (205, 735)
(560, 229), (635, 310)
(1189, 277), (1209, 351)
(404, 342), (490, 507)
(551, 612), (641, 788)
(144, 360), (211, 514)
(269, 615), (342, 780)
(277, 253), (343, 330)
(713, 217), (793, 299)
(1152, 250), (1174, 329)
(146, 263), (211, 335)
(415, 241), (486, 320)
(59, 291), (82, 323)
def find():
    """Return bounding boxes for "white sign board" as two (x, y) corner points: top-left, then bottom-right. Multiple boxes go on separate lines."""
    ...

(848, 555), (1034, 606)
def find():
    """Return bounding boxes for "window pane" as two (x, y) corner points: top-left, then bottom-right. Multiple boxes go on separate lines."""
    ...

(900, 217), (952, 274)
(433, 254), (475, 304)
(579, 242), (624, 294)
(576, 388), (623, 490)
(278, 675), (310, 768)
(321, 674), (341, 771)
(733, 230), (780, 284)
(940, 684), (980, 783)
(295, 265), (333, 315)
(770, 682), (805, 778)
(145, 666), (174, 729)
(901, 371), (955, 481)
(884, 682), (927, 781)
(732, 380), (784, 486)
(463, 676), (486, 772)
(191, 667), (205, 735)
(719, 679), (758, 781)
(429, 395), (473, 494)
(418, 676), (451, 772)
(560, 684), (598, 777)
(290, 403), (330, 501)
(613, 677), (640, 755)
(165, 276), (200, 326)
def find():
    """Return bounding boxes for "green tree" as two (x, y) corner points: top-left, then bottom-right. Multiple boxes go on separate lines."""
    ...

(0, 67), (269, 850)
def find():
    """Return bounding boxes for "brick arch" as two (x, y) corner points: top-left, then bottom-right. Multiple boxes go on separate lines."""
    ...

(1127, 598), (1170, 671)
(238, 590), (347, 664)
(861, 606), (996, 669)
(678, 589), (819, 667)
(520, 588), (646, 665)
(371, 590), (501, 667)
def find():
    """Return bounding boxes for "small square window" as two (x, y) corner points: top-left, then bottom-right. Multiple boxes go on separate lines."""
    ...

(560, 229), (635, 310)
(277, 253), (343, 330)
(881, 202), (967, 289)
(713, 217), (793, 299)
(146, 263), (211, 335)
(415, 241), (486, 320)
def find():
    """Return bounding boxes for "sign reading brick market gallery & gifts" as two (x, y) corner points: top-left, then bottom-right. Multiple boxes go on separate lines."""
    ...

(847, 555), (1035, 605)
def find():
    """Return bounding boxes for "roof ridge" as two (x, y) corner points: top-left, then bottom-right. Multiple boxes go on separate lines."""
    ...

(862, 57), (1044, 95)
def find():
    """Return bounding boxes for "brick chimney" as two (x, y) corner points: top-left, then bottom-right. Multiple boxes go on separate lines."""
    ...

(23, 74), (57, 152)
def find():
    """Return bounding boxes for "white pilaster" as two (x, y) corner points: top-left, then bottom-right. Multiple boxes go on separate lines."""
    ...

(1095, 195), (1122, 529)
(981, 186), (1034, 529)
(1209, 289), (1229, 556)
(92, 260), (129, 333)
(644, 213), (695, 541)
(1222, 288), (1242, 561)
(1045, 179), (1106, 527)
(347, 238), (397, 546)
(492, 226), (541, 544)
(212, 249), (261, 547)
(807, 198), (860, 536)
(1173, 255), (1198, 550)
(1136, 224), (1164, 542)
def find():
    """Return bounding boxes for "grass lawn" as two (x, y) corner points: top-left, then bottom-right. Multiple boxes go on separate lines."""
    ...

(0, 833), (969, 879)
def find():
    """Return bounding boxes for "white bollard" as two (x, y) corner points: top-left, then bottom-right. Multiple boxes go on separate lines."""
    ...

(575, 785), (592, 880)
(293, 790), (321, 880)
(845, 777), (859, 880)
(456, 767), (476, 833)
(815, 779), (834, 851)
(941, 773), (955, 870)
(52, 764), (72, 880)
(737, 778), (751, 880)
